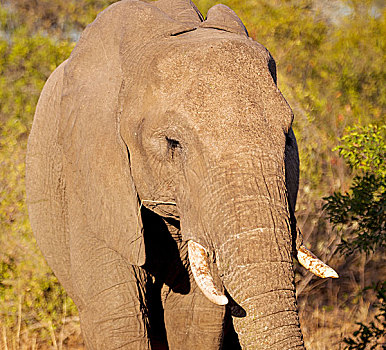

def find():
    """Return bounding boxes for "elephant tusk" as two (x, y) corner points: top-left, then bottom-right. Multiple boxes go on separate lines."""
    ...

(187, 240), (228, 306)
(297, 245), (339, 279)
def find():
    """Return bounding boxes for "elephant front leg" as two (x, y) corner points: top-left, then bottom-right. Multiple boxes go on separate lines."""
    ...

(70, 237), (151, 350)
(162, 241), (226, 350)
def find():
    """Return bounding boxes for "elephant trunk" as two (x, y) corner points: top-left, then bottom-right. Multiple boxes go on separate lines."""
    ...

(227, 269), (304, 349)
(216, 205), (304, 349)
(187, 156), (305, 349)
(218, 227), (303, 349)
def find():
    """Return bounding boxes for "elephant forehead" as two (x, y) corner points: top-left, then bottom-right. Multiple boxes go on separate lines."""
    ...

(156, 34), (272, 89)
(153, 36), (293, 149)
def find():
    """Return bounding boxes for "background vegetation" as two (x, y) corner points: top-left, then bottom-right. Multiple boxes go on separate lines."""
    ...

(0, 0), (384, 348)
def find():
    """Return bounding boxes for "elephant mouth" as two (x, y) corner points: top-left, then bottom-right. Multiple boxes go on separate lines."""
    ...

(187, 238), (338, 306)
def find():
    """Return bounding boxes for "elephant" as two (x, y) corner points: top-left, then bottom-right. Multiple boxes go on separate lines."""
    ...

(26, 0), (338, 349)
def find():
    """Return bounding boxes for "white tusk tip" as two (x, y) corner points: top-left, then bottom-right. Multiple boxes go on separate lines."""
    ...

(215, 295), (229, 305)
(298, 245), (339, 279)
(324, 269), (339, 279)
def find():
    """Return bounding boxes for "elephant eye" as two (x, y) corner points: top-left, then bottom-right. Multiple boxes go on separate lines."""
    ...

(166, 137), (181, 159)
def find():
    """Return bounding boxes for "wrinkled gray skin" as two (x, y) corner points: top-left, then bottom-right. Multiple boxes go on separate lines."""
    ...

(26, 0), (305, 349)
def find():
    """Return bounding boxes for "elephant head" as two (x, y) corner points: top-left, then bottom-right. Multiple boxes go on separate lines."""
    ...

(26, 0), (337, 348)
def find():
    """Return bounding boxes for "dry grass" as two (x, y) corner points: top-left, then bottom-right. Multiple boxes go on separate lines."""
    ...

(299, 295), (381, 350)
(1, 308), (380, 350)
(296, 249), (385, 350)
(1, 295), (383, 350)
(0, 302), (382, 349)
(2, 257), (384, 349)
(0, 317), (84, 350)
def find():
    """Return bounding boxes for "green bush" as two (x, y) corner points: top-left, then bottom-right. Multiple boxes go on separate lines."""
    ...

(324, 124), (385, 348)
(324, 124), (385, 255)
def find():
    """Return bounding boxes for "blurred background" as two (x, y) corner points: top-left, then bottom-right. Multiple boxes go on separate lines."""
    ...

(0, 0), (384, 349)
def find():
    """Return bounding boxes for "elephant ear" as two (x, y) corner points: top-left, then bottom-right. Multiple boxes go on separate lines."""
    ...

(285, 127), (301, 252)
(59, 0), (195, 266)
(284, 127), (299, 215)
(200, 4), (248, 37)
(58, 2), (146, 266)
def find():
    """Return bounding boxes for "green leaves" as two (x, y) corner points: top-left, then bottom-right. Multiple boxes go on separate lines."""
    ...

(334, 125), (386, 176)
(324, 124), (385, 255)
(324, 124), (385, 347)
(324, 173), (385, 255)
